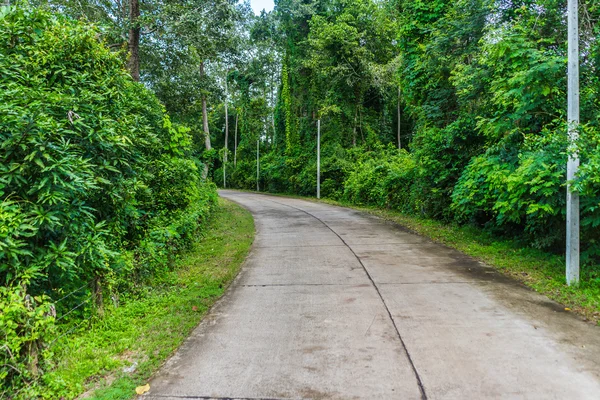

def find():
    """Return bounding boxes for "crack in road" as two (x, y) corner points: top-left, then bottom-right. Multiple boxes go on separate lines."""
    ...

(263, 197), (428, 400)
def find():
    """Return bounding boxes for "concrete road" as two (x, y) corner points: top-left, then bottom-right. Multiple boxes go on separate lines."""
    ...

(144, 191), (600, 400)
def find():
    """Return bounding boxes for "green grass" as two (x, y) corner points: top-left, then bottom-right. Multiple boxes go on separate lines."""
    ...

(43, 198), (254, 400)
(249, 190), (600, 324)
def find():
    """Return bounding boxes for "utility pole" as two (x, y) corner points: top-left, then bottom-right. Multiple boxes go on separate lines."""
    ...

(223, 73), (229, 189)
(317, 119), (321, 199)
(256, 138), (260, 192)
(566, 0), (580, 286)
(234, 113), (238, 167)
(397, 87), (401, 150)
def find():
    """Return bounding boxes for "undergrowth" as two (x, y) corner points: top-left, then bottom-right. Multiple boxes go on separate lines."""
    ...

(36, 198), (254, 400)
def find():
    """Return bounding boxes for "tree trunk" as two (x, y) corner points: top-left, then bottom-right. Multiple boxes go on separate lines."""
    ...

(352, 106), (358, 147)
(272, 115), (276, 147)
(202, 97), (211, 149)
(234, 113), (238, 167)
(200, 64), (212, 151)
(264, 115), (269, 146)
(93, 276), (104, 317)
(127, 0), (140, 81)
(27, 341), (39, 377)
(201, 96), (210, 179)
(397, 86), (401, 150)
(200, 62), (211, 179)
(359, 106), (365, 145)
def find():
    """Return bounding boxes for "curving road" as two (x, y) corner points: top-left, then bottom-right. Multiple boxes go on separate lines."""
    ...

(144, 191), (600, 400)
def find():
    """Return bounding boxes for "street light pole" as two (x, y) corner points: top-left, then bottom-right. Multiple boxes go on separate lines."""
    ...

(566, 0), (580, 286)
(256, 138), (260, 192)
(317, 119), (321, 199)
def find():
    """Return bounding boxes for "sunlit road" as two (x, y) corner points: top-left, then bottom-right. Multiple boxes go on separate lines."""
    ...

(143, 191), (600, 400)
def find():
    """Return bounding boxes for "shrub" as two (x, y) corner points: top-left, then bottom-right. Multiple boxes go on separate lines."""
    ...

(343, 147), (415, 209)
(452, 129), (600, 255)
(0, 6), (217, 394)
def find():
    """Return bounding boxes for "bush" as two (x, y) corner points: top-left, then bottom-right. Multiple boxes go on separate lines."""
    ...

(408, 117), (482, 219)
(452, 129), (600, 257)
(0, 6), (217, 394)
(343, 147), (415, 210)
(0, 286), (56, 396)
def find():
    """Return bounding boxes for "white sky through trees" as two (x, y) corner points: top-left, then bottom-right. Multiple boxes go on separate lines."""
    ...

(250, 0), (274, 15)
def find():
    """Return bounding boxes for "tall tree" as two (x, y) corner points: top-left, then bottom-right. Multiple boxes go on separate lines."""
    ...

(34, 0), (161, 80)
(128, 0), (140, 80)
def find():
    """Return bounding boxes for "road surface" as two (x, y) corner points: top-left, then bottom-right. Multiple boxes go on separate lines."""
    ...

(144, 191), (600, 399)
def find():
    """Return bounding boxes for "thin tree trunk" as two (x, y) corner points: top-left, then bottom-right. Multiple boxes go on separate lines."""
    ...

(234, 113), (238, 166)
(127, 0), (140, 81)
(202, 97), (211, 150)
(93, 276), (104, 317)
(201, 96), (210, 179)
(201, 64), (211, 150)
(397, 86), (401, 149)
(27, 341), (38, 376)
(200, 62), (211, 179)
(359, 106), (365, 145)
(264, 115), (268, 147)
(272, 115), (276, 147)
(352, 106), (358, 147)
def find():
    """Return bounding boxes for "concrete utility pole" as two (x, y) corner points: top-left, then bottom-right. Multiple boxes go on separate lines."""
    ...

(317, 119), (321, 199)
(397, 87), (401, 150)
(256, 138), (260, 192)
(234, 113), (238, 167)
(566, 0), (580, 286)
(223, 75), (229, 189)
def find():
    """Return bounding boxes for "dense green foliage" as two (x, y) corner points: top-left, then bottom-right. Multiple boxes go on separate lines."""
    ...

(3, 0), (600, 397)
(222, 0), (600, 274)
(41, 198), (253, 400)
(0, 7), (216, 397)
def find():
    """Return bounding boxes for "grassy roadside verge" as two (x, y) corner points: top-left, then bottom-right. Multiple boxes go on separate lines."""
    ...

(43, 198), (254, 400)
(246, 190), (600, 324)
